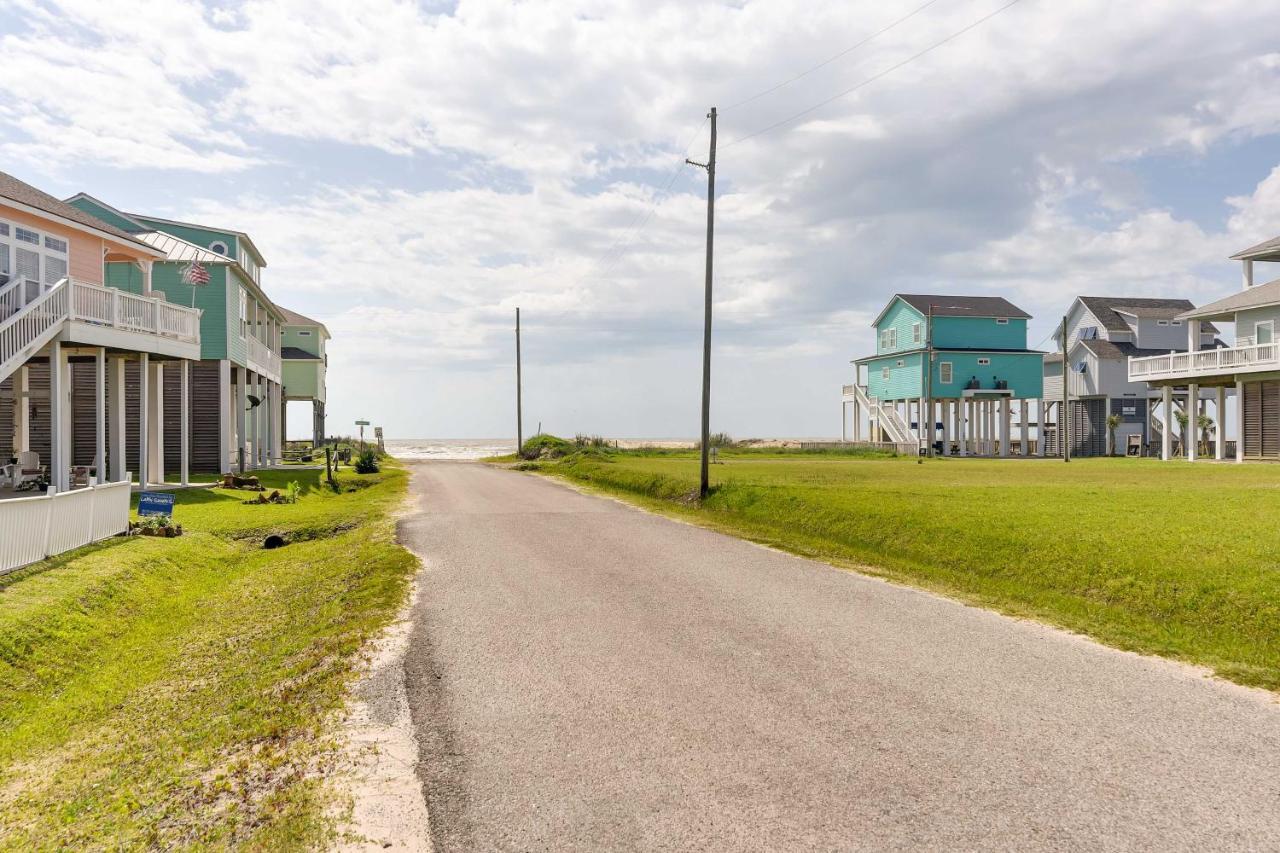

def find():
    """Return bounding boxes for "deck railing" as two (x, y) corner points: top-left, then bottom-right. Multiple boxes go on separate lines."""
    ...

(1129, 343), (1280, 381)
(247, 333), (281, 377)
(69, 280), (201, 344)
(0, 279), (69, 374)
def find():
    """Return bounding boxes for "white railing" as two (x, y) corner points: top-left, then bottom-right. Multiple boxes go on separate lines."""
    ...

(0, 477), (132, 575)
(846, 383), (917, 445)
(69, 280), (200, 344)
(0, 279), (69, 381)
(247, 333), (281, 377)
(1129, 343), (1280, 381)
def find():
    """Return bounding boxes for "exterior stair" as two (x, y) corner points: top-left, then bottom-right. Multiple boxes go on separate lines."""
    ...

(848, 383), (919, 445)
(0, 278), (70, 386)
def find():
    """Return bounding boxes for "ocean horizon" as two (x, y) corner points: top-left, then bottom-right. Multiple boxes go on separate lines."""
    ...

(383, 437), (839, 460)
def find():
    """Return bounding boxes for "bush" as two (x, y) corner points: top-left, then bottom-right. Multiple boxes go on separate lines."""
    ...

(520, 434), (573, 460)
(574, 434), (611, 448)
(698, 432), (736, 449)
(354, 449), (380, 474)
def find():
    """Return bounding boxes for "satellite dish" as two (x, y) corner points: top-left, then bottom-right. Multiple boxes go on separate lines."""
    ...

(247, 394), (263, 410)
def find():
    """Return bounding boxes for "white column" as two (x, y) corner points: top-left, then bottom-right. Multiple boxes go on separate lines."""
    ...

(1000, 398), (1011, 457)
(1243, 259), (1254, 290)
(272, 381), (282, 462)
(941, 400), (951, 456)
(218, 360), (232, 475)
(141, 260), (153, 296)
(48, 341), (65, 492)
(1215, 386), (1226, 461)
(1020, 399), (1030, 456)
(1186, 384), (1198, 461)
(138, 353), (150, 487)
(95, 348), (106, 483)
(236, 367), (247, 473)
(1039, 400), (1048, 456)
(148, 361), (165, 484)
(1236, 380), (1246, 462)
(257, 374), (268, 467)
(14, 365), (29, 452)
(108, 357), (126, 482)
(960, 400), (970, 456)
(1161, 385), (1173, 461)
(985, 401), (994, 456)
(180, 360), (190, 486)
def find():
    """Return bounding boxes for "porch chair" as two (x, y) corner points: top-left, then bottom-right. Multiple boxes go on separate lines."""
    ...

(70, 466), (92, 488)
(13, 451), (44, 489)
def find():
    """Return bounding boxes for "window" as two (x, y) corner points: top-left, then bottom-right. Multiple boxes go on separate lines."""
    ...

(895, 359), (905, 367)
(1156, 319), (1169, 326)
(1256, 321), (1274, 345)
(297, 330), (312, 337)
(940, 362), (953, 383)
(1076, 326), (1099, 341)
(238, 287), (248, 338)
(1170, 320), (1182, 326)
(0, 218), (69, 290)
(881, 367), (890, 380)
(1075, 360), (1088, 373)
(888, 328), (897, 349)
(912, 322), (922, 344)
(209, 240), (229, 256)
(996, 317), (1009, 325)
(977, 357), (991, 366)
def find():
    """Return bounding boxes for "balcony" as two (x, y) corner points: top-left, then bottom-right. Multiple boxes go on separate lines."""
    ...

(246, 333), (281, 381)
(64, 279), (201, 360)
(1129, 343), (1280, 383)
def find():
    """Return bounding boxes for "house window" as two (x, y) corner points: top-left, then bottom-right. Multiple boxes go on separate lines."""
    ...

(977, 357), (991, 366)
(14, 227), (38, 245)
(996, 318), (1009, 325)
(238, 287), (248, 338)
(1076, 326), (1099, 341)
(1157, 319), (1169, 326)
(940, 362), (953, 383)
(912, 322), (922, 344)
(297, 330), (312, 337)
(43, 236), (67, 253)
(0, 218), (68, 289)
(1170, 320), (1182, 326)
(1075, 360), (1088, 373)
(881, 367), (890, 380)
(1256, 321), (1274, 345)
(209, 240), (229, 256)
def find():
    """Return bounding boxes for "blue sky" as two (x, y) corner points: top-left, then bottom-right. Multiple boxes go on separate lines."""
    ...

(3, 0), (1280, 439)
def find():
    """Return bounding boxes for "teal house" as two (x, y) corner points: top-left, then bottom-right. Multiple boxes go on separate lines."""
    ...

(843, 294), (1046, 456)
(64, 194), (288, 473)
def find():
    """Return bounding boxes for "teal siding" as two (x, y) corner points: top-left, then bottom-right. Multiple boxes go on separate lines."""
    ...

(931, 351), (1044, 399)
(865, 352), (924, 400)
(282, 325), (322, 357)
(68, 198), (144, 233)
(876, 299), (926, 354)
(104, 261), (144, 294)
(227, 276), (247, 367)
(133, 217), (238, 259)
(931, 316), (1027, 350)
(104, 261), (231, 359)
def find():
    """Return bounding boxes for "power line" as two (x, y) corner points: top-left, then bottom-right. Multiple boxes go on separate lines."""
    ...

(722, 0), (1026, 150)
(722, 0), (944, 112)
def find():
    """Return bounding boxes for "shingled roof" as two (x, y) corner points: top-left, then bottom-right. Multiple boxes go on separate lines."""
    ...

(1230, 234), (1280, 261)
(0, 171), (158, 252)
(1078, 296), (1218, 334)
(873, 295), (1031, 328)
(1180, 277), (1280, 321)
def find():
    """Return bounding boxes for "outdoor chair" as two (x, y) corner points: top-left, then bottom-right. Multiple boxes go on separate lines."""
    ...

(13, 452), (44, 489)
(70, 466), (92, 488)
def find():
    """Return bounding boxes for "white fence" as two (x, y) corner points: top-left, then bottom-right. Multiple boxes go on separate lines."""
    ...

(0, 478), (133, 575)
(1129, 342), (1280, 381)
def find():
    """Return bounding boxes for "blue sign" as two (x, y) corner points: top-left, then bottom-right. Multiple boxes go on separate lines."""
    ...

(138, 491), (176, 517)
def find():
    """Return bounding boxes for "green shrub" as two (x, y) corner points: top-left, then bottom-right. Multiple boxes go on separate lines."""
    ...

(520, 434), (573, 460)
(354, 449), (380, 474)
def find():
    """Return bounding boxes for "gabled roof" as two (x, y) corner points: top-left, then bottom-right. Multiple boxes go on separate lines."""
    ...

(281, 346), (321, 361)
(1180, 278), (1280, 321)
(278, 305), (329, 337)
(63, 192), (149, 233)
(872, 294), (1030, 327)
(135, 231), (233, 265)
(1230, 235), (1280, 262)
(1076, 296), (1218, 334)
(126, 212), (267, 267)
(0, 171), (162, 255)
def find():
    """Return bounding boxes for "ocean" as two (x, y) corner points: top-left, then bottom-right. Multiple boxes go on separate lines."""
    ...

(383, 437), (830, 460)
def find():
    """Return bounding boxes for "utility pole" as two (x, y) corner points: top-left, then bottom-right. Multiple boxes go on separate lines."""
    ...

(516, 307), (524, 454)
(1061, 315), (1070, 462)
(924, 303), (934, 457)
(687, 107), (717, 499)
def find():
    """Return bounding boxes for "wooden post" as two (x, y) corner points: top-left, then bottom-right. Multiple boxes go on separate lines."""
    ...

(1061, 315), (1070, 462)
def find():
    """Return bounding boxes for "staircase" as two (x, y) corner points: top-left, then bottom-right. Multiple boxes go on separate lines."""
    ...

(0, 278), (71, 386)
(847, 383), (919, 445)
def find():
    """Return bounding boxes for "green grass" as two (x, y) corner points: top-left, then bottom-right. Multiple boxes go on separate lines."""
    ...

(0, 464), (417, 850)
(527, 450), (1280, 691)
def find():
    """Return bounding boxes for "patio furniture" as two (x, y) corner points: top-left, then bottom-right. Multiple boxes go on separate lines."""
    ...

(13, 452), (44, 489)
(70, 466), (92, 488)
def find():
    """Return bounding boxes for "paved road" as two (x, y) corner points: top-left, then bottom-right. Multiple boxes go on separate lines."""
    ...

(400, 461), (1280, 851)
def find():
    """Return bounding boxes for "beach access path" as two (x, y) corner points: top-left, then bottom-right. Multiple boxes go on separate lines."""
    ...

(397, 460), (1280, 852)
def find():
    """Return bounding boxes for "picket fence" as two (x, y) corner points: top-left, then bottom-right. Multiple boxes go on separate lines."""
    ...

(0, 478), (132, 575)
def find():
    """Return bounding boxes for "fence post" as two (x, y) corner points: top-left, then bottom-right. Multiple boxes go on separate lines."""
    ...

(42, 485), (58, 559)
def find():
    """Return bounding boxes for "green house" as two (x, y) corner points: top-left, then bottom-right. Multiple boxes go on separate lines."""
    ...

(66, 194), (286, 473)
(279, 307), (329, 445)
(844, 294), (1046, 456)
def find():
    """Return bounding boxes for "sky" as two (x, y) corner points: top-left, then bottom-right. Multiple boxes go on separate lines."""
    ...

(3, 0), (1280, 440)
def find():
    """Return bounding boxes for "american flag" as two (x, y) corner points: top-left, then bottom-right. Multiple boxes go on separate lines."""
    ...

(181, 260), (210, 285)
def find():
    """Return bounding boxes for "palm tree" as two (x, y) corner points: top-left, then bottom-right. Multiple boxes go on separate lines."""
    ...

(1174, 409), (1189, 457)
(1198, 413), (1215, 456)
(1106, 413), (1122, 456)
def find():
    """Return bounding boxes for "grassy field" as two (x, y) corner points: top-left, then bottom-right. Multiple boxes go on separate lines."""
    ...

(529, 449), (1280, 692)
(0, 463), (416, 850)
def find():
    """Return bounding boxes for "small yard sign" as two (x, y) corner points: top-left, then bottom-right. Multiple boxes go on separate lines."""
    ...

(138, 491), (176, 517)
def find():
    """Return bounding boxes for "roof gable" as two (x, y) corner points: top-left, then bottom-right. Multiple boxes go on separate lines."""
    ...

(1231, 234), (1280, 261)
(64, 193), (148, 234)
(869, 293), (1030, 329)
(1077, 296), (1218, 334)
(129, 213), (266, 267)
(0, 171), (160, 254)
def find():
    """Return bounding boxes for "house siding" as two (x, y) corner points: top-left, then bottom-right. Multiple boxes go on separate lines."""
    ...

(0, 202), (105, 286)
(66, 197), (143, 234)
(104, 261), (232, 361)
(876, 299), (925, 354)
(933, 351), (1044, 399)
(865, 352), (924, 400)
(1235, 305), (1280, 347)
(931, 316), (1027, 350)
(282, 361), (320, 399)
(134, 217), (238, 259)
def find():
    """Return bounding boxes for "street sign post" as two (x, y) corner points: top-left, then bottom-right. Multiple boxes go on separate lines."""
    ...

(355, 420), (370, 450)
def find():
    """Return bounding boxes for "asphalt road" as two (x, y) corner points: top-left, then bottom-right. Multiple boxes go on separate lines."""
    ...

(399, 461), (1280, 851)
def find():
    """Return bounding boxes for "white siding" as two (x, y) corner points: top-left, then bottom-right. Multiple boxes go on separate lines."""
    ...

(1234, 305), (1280, 347)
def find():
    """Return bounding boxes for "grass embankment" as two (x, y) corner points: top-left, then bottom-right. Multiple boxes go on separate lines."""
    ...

(0, 464), (416, 849)
(527, 449), (1280, 691)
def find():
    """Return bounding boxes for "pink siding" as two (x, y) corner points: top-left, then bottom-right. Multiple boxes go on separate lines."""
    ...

(0, 202), (152, 286)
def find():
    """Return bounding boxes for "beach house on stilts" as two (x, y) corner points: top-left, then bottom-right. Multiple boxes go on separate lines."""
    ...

(279, 307), (329, 446)
(843, 294), (1045, 456)
(1129, 235), (1280, 461)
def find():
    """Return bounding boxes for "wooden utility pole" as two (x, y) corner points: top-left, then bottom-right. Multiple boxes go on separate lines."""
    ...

(1061, 315), (1070, 462)
(516, 307), (524, 454)
(924, 303), (934, 457)
(687, 107), (717, 499)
